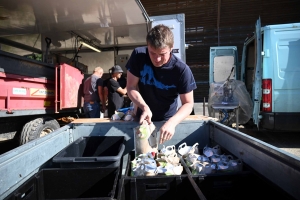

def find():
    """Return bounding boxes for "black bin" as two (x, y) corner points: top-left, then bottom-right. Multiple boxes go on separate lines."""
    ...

(118, 176), (202, 200)
(53, 136), (125, 168)
(4, 175), (38, 200)
(37, 167), (120, 200)
(192, 171), (295, 200)
(118, 151), (202, 200)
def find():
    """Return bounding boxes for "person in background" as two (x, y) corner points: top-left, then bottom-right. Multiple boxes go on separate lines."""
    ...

(83, 66), (104, 118)
(118, 74), (131, 108)
(107, 65), (127, 118)
(103, 78), (109, 105)
(118, 74), (127, 88)
(97, 70), (106, 117)
(126, 24), (197, 144)
(103, 69), (112, 117)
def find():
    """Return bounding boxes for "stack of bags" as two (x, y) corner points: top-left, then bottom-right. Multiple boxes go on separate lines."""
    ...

(181, 144), (243, 175)
(111, 108), (134, 121)
(131, 145), (183, 176)
(131, 121), (183, 176)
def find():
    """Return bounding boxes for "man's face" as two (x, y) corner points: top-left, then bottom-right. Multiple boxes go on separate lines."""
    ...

(148, 45), (172, 67)
(113, 72), (122, 78)
(96, 70), (103, 77)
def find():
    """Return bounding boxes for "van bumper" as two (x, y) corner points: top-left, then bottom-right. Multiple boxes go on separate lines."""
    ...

(261, 112), (300, 131)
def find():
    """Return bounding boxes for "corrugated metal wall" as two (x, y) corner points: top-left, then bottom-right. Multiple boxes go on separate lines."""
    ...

(140, 0), (300, 102)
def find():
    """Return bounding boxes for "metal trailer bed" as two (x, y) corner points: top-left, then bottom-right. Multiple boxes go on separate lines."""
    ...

(0, 116), (299, 199)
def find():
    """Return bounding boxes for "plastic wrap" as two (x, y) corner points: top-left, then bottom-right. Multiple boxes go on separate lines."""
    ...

(134, 121), (158, 156)
(208, 79), (253, 125)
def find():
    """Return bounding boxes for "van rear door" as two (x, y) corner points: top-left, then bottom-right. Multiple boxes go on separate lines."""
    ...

(252, 18), (263, 128)
(149, 14), (186, 62)
(209, 46), (238, 84)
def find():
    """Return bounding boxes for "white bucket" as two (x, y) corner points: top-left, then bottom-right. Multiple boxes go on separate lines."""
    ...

(100, 112), (104, 118)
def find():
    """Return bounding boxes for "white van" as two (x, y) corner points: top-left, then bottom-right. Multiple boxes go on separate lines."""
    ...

(209, 18), (300, 131)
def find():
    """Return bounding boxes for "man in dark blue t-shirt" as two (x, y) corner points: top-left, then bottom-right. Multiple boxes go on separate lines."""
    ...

(126, 24), (197, 144)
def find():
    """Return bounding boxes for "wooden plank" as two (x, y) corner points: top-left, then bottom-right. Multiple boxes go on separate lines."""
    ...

(184, 115), (218, 121)
(72, 115), (218, 124)
(72, 118), (119, 123)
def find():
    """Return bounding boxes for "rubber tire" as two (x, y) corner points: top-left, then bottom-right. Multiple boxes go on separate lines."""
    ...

(19, 117), (60, 145)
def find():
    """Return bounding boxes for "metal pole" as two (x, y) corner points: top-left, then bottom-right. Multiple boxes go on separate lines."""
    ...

(55, 65), (58, 113)
(72, 44), (83, 63)
(217, 0), (221, 46)
(236, 106), (239, 131)
(203, 97), (206, 116)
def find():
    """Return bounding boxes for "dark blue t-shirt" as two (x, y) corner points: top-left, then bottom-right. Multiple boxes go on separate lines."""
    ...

(125, 46), (197, 121)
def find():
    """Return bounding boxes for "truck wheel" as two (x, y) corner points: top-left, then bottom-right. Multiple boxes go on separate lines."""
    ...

(19, 117), (60, 145)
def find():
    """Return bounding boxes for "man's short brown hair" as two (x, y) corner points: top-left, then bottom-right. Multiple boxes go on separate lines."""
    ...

(146, 24), (174, 49)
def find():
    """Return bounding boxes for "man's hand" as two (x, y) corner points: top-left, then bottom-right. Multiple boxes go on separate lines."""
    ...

(159, 120), (176, 144)
(101, 105), (106, 113)
(139, 106), (152, 125)
(157, 92), (194, 144)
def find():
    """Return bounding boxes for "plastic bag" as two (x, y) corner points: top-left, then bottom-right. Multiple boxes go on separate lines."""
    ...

(134, 120), (158, 156)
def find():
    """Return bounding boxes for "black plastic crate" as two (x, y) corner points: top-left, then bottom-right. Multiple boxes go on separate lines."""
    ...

(36, 167), (120, 200)
(192, 171), (296, 200)
(117, 176), (203, 200)
(53, 136), (125, 168)
(4, 175), (38, 200)
(180, 146), (296, 200)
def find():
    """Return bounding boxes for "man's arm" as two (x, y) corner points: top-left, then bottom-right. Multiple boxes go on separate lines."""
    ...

(159, 90), (194, 144)
(98, 85), (106, 112)
(116, 87), (127, 95)
(126, 71), (152, 124)
(104, 86), (108, 104)
(170, 91), (194, 124)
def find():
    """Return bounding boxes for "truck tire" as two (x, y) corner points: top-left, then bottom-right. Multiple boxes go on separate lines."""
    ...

(19, 117), (60, 145)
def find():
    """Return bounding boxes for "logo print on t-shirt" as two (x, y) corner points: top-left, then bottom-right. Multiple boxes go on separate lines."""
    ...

(140, 64), (176, 90)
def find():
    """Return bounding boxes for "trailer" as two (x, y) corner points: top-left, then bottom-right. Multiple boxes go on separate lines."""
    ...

(0, 116), (299, 199)
(0, 50), (85, 145)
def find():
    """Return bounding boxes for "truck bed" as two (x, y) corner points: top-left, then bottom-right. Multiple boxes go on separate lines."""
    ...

(0, 116), (299, 199)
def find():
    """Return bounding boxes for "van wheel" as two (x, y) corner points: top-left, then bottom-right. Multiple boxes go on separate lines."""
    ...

(19, 117), (60, 145)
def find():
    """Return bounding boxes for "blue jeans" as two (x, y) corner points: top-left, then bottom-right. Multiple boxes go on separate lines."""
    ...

(83, 102), (100, 118)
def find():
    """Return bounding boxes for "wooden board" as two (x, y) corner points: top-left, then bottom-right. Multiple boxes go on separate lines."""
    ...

(72, 115), (218, 124)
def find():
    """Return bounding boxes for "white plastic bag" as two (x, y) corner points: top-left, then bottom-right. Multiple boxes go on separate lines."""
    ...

(134, 120), (158, 156)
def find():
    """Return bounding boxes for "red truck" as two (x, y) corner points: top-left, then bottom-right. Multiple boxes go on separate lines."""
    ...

(0, 50), (85, 145)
